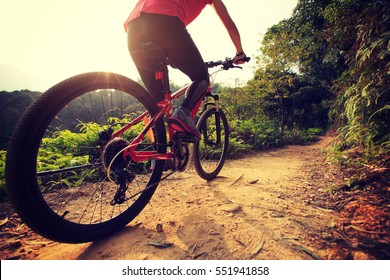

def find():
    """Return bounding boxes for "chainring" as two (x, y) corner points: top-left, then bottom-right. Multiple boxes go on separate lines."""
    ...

(172, 136), (190, 172)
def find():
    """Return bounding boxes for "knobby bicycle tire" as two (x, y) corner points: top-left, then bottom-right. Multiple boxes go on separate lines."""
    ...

(193, 107), (229, 180)
(5, 72), (167, 243)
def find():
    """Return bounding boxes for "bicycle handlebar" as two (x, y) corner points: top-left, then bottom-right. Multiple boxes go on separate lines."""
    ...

(205, 57), (251, 70)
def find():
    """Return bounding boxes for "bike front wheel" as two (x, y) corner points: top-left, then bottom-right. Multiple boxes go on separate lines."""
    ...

(193, 107), (229, 180)
(5, 72), (166, 243)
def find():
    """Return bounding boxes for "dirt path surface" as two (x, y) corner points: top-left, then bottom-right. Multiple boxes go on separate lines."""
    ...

(0, 137), (376, 260)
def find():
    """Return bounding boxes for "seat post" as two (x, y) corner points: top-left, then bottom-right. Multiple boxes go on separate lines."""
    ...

(155, 64), (171, 95)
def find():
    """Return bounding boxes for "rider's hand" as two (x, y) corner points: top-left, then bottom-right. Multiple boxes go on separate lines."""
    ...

(233, 52), (247, 64)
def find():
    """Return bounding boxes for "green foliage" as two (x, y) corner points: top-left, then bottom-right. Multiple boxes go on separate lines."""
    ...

(250, 0), (389, 170)
(282, 128), (324, 145)
(1, 1), (387, 199)
(0, 150), (6, 201)
(38, 130), (91, 172)
(222, 0), (388, 166)
(227, 137), (252, 158)
(230, 118), (282, 150)
(226, 113), (323, 156)
(36, 123), (99, 190)
(328, 0), (390, 158)
(36, 115), (144, 190)
(246, 2), (333, 135)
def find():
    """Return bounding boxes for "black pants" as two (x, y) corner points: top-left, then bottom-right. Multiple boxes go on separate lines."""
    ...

(127, 13), (208, 108)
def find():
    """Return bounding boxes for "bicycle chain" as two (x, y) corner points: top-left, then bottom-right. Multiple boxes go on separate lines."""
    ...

(122, 170), (176, 203)
(111, 134), (189, 205)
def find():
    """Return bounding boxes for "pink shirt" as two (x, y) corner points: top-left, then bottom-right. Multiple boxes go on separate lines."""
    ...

(124, 0), (213, 32)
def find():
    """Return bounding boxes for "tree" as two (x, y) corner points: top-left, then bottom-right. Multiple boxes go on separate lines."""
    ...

(0, 90), (40, 149)
(326, 0), (390, 151)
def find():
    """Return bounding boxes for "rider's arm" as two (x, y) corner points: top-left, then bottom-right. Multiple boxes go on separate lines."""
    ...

(211, 0), (246, 62)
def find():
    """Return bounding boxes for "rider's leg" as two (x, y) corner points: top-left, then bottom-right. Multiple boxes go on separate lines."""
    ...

(127, 13), (208, 138)
(168, 80), (208, 140)
(161, 19), (208, 139)
(127, 15), (164, 104)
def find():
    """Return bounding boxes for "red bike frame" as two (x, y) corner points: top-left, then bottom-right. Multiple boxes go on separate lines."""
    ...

(114, 54), (249, 165)
(120, 78), (212, 163)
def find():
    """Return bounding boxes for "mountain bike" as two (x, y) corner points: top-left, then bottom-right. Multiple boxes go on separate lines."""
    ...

(5, 45), (250, 243)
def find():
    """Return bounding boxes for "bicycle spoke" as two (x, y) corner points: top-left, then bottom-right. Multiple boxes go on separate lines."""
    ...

(5, 72), (168, 242)
(35, 87), (160, 225)
(194, 108), (229, 180)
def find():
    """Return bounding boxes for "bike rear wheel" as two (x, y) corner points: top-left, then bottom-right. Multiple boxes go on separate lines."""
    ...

(5, 72), (166, 243)
(193, 107), (229, 180)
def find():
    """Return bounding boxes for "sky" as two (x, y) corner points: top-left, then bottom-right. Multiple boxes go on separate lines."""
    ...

(0, 0), (298, 92)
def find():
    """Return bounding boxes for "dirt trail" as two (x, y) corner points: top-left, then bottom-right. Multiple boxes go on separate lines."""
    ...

(2, 136), (347, 260)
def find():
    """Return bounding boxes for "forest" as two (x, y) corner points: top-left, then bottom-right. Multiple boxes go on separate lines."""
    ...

(0, 0), (389, 200)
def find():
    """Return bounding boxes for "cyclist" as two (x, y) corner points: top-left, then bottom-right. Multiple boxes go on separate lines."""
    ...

(125, 0), (247, 140)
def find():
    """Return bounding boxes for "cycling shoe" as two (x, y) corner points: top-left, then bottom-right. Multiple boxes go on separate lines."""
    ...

(169, 106), (201, 140)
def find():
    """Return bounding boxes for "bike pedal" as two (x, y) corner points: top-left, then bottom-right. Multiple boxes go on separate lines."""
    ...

(174, 132), (196, 143)
(166, 159), (177, 171)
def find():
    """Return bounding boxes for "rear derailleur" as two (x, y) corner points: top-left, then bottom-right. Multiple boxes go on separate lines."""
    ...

(101, 137), (135, 205)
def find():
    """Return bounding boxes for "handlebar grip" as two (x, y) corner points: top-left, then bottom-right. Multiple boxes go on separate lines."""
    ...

(205, 60), (223, 68)
(238, 57), (251, 63)
(205, 57), (250, 69)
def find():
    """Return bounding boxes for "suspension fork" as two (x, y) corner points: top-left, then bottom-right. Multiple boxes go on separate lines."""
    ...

(195, 83), (223, 145)
(212, 94), (222, 145)
(215, 110), (222, 145)
(191, 78), (219, 116)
